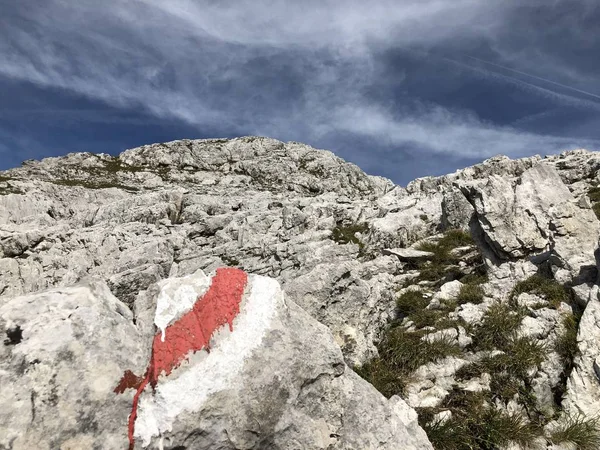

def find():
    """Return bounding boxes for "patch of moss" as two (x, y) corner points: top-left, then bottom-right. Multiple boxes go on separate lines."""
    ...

(509, 274), (571, 308)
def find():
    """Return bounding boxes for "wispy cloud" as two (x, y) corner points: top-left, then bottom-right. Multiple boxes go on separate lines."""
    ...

(1, 0), (599, 168)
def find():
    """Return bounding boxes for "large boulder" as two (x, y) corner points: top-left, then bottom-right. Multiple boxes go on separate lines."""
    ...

(0, 268), (432, 450)
(459, 163), (600, 281)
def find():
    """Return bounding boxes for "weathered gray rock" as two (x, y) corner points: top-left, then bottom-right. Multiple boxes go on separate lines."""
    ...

(2, 138), (600, 447)
(563, 297), (600, 417)
(1, 268), (433, 449)
(459, 163), (600, 282)
(383, 248), (434, 261)
(0, 279), (147, 449)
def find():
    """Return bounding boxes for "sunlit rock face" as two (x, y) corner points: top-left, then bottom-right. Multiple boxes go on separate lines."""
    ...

(2, 137), (600, 448)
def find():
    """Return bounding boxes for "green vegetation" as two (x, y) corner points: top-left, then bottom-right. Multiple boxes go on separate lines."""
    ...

(331, 222), (369, 246)
(471, 302), (525, 351)
(356, 327), (460, 397)
(549, 415), (600, 450)
(555, 314), (579, 363)
(101, 157), (146, 174)
(331, 222), (369, 255)
(419, 391), (541, 450)
(396, 289), (429, 316)
(509, 274), (571, 308)
(588, 186), (600, 220)
(50, 179), (139, 191)
(0, 175), (24, 196)
(419, 214), (429, 222)
(221, 255), (241, 267)
(456, 282), (485, 305)
(553, 313), (581, 405)
(396, 289), (461, 329)
(415, 229), (481, 283)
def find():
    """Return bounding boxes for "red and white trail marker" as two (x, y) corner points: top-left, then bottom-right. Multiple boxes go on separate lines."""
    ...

(114, 267), (280, 449)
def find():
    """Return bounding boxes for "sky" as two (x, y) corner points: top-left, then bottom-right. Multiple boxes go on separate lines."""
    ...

(1, 0), (600, 185)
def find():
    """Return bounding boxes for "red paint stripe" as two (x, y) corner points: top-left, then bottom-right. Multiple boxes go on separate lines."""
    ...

(115, 268), (248, 450)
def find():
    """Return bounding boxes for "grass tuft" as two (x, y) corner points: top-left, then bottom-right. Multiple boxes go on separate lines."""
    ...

(549, 415), (600, 450)
(356, 327), (460, 397)
(555, 314), (579, 363)
(509, 274), (571, 308)
(471, 302), (525, 351)
(420, 402), (541, 450)
(414, 229), (484, 284)
(456, 283), (485, 305)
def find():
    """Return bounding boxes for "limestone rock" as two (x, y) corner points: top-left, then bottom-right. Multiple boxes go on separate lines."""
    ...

(0, 269), (433, 449)
(0, 279), (147, 449)
(383, 247), (434, 261)
(458, 163), (600, 282)
(563, 298), (600, 417)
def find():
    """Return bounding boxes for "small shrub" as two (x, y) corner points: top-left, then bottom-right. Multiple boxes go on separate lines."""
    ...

(549, 414), (600, 450)
(471, 302), (525, 351)
(456, 283), (485, 305)
(420, 214), (429, 222)
(509, 275), (571, 308)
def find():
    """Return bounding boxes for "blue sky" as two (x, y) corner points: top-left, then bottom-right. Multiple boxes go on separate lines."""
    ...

(1, 0), (600, 184)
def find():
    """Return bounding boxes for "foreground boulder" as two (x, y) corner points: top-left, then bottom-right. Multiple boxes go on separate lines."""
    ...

(0, 268), (432, 450)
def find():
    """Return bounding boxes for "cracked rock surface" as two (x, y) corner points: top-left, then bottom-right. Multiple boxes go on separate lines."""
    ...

(2, 138), (600, 449)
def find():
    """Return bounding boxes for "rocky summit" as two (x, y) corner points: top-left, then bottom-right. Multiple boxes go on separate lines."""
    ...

(1, 136), (600, 449)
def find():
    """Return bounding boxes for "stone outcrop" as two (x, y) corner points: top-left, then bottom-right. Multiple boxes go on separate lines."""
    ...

(2, 137), (600, 449)
(0, 269), (432, 450)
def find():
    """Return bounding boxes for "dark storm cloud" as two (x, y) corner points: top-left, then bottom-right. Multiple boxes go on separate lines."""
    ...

(1, 0), (599, 183)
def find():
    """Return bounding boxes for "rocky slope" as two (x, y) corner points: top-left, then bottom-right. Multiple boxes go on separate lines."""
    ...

(1, 137), (600, 449)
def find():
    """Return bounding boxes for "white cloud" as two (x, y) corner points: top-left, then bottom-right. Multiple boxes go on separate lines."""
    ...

(330, 102), (598, 158)
(1, 0), (598, 164)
